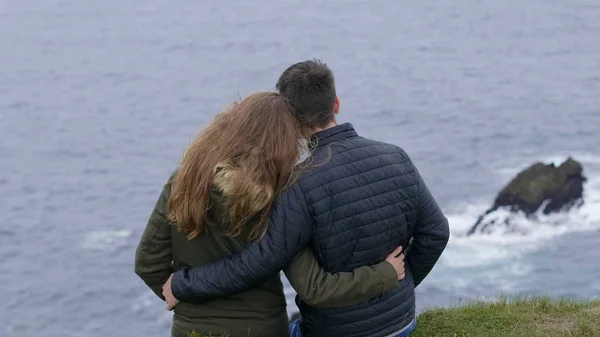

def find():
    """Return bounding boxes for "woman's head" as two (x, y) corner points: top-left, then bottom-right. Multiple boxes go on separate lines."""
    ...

(168, 92), (306, 241)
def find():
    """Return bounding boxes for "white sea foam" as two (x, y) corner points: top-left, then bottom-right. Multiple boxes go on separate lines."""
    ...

(425, 154), (600, 293)
(81, 230), (132, 251)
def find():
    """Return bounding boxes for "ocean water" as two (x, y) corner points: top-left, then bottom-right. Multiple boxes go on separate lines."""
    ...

(1, 0), (599, 336)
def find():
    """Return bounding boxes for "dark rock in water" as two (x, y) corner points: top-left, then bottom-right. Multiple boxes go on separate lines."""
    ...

(289, 312), (301, 323)
(468, 157), (586, 235)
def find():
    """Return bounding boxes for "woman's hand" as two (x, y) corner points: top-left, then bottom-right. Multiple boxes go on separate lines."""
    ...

(162, 274), (180, 311)
(384, 246), (405, 280)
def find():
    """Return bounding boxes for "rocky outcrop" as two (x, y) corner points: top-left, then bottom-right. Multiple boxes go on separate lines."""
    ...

(467, 158), (586, 235)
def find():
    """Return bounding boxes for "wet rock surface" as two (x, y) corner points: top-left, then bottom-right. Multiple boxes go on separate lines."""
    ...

(468, 158), (586, 235)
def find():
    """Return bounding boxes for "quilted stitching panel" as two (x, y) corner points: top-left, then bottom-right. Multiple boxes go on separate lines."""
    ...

(296, 136), (423, 337)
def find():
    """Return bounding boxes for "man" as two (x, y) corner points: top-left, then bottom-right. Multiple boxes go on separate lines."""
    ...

(164, 59), (450, 337)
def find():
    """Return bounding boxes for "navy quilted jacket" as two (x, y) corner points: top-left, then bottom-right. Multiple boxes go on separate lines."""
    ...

(171, 123), (450, 337)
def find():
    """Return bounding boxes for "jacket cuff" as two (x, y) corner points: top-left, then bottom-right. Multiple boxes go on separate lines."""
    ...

(374, 261), (398, 294)
(170, 268), (189, 302)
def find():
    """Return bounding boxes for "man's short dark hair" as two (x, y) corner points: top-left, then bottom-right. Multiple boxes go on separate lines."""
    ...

(276, 59), (336, 129)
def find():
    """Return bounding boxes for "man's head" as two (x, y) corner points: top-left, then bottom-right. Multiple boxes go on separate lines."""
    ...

(276, 59), (340, 131)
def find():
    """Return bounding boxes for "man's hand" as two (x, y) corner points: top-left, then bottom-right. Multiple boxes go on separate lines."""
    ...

(385, 246), (405, 280)
(162, 274), (180, 311)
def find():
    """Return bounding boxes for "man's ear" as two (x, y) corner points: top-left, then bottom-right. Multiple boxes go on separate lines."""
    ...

(333, 96), (340, 115)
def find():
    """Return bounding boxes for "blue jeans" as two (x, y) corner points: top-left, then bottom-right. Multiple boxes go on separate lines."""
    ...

(393, 319), (416, 337)
(289, 318), (416, 337)
(289, 318), (302, 337)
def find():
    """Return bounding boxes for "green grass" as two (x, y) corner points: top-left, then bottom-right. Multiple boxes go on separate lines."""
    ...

(411, 296), (600, 337)
(188, 297), (600, 337)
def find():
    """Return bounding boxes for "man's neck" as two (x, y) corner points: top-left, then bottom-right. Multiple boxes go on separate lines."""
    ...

(310, 120), (337, 136)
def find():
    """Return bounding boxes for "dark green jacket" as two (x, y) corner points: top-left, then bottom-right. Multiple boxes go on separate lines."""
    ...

(134, 177), (398, 337)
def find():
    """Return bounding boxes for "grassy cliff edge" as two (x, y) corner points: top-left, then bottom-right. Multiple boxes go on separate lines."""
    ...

(189, 297), (600, 337)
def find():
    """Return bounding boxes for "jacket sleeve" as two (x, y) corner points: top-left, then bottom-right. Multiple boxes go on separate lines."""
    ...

(134, 183), (174, 300)
(283, 247), (398, 308)
(171, 183), (313, 303)
(405, 161), (450, 287)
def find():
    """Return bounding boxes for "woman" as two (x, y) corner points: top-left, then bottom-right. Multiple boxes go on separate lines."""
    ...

(134, 92), (404, 337)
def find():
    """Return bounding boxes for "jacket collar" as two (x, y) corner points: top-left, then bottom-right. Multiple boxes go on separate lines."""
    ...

(313, 122), (358, 148)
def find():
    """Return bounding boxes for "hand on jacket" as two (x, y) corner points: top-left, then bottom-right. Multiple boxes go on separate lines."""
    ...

(162, 274), (180, 311)
(384, 246), (405, 280)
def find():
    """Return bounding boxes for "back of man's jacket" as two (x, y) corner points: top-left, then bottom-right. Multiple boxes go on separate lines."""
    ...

(171, 123), (450, 337)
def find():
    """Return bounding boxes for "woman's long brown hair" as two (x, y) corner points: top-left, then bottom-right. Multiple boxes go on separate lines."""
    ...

(168, 92), (306, 241)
